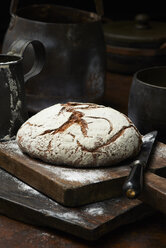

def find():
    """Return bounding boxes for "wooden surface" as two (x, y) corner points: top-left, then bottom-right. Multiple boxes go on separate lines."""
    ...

(0, 140), (130, 207)
(0, 140), (166, 208)
(0, 167), (153, 241)
(140, 172), (166, 215)
(0, 86), (165, 246)
(0, 139), (165, 240)
(141, 142), (166, 213)
(0, 212), (166, 248)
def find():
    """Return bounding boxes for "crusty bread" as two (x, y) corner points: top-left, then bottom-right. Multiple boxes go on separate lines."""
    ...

(16, 102), (142, 167)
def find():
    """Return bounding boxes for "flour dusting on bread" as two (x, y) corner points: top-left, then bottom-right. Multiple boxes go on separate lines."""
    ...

(16, 102), (142, 167)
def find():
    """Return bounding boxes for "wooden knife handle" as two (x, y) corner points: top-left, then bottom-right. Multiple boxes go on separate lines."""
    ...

(122, 160), (144, 199)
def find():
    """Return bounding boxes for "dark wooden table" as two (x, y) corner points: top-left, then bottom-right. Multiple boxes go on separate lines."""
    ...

(0, 211), (166, 248)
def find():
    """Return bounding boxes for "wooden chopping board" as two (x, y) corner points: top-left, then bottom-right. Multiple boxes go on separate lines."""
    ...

(0, 167), (153, 241)
(0, 140), (166, 207)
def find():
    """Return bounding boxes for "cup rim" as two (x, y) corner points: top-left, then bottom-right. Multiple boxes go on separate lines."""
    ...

(134, 66), (166, 90)
(0, 54), (22, 65)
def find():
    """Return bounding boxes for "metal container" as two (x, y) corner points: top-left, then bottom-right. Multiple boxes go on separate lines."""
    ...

(103, 14), (166, 114)
(0, 39), (45, 141)
(128, 66), (166, 143)
(2, 0), (106, 114)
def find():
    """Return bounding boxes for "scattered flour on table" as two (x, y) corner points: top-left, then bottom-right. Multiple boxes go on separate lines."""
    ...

(154, 145), (166, 159)
(17, 180), (40, 196)
(42, 164), (110, 184)
(84, 206), (105, 216)
(0, 140), (23, 156)
(42, 209), (84, 224)
(0, 166), (39, 196)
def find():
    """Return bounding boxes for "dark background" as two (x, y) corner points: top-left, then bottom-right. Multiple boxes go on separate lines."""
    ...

(0, 0), (166, 44)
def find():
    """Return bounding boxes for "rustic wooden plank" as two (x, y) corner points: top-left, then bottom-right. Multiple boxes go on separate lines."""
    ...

(0, 168), (153, 241)
(140, 172), (166, 215)
(0, 140), (165, 207)
(0, 213), (166, 248)
(0, 140), (130, 207)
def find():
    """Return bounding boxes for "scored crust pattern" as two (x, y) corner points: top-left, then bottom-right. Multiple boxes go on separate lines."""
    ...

(16, 102), (142, 167)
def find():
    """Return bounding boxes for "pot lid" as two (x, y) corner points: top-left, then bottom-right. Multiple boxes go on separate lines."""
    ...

(103, 14), (166, 49)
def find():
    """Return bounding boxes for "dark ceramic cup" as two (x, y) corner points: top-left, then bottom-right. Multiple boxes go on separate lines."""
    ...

(128, 66), (166, 144)
(0, 39), (45, 141)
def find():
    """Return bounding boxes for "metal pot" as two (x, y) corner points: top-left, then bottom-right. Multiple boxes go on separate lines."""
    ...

(2, 0), (106, 114)
(128, 66), (166, 143)
(103, 14), (166, 114)
(103, 14), (166, 74)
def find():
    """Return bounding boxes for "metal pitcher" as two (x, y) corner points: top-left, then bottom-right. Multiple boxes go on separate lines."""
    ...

(2, 0), (106, 114)
(0, 39), (45, 141)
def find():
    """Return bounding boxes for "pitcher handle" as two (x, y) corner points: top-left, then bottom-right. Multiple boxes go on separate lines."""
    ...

(7, 39), (45, 83)
(94, 0), (104, 16)
(10, 0), (19, 15)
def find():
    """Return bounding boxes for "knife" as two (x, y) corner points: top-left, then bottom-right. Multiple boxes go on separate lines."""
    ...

(122, 130), (158, 199)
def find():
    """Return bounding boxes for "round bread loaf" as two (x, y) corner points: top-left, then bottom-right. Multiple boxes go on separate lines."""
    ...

(16, 102), (142, 167)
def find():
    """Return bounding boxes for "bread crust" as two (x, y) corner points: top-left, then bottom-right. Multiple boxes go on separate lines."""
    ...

(16, 102), (142, 167)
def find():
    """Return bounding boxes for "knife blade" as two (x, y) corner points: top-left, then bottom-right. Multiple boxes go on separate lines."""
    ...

(122, 130), (158, 199)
